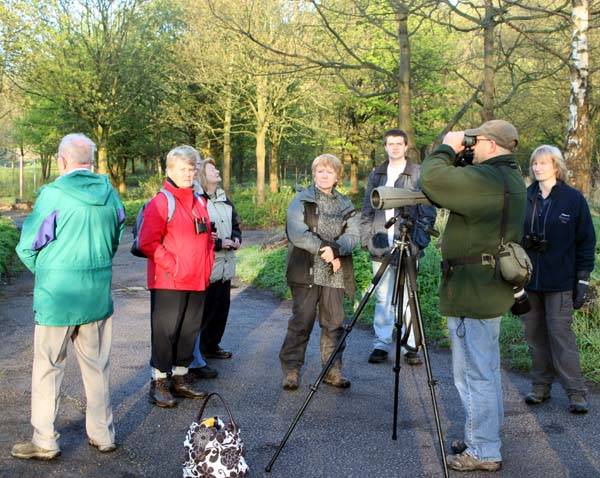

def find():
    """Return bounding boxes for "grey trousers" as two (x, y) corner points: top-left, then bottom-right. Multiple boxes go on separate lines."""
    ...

(522, 291), (587, 395)
(279, 286), (345, 372)
(31, 318), (114, 451)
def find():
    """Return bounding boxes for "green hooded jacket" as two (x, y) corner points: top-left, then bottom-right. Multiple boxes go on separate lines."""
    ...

(419, 145), (527, 319)
(16, 170), (125, 326)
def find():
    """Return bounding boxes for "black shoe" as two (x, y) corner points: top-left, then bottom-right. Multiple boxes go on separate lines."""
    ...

(189, 365), (218, 379)
(404, 351), (422, 366)
(149, 379), (177, 408)
(202, 347), (233, 359)
(170, 374), (208, 399)
(368, 349), (388, 364)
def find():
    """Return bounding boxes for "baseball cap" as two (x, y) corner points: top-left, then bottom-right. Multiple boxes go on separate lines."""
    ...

(465, 120), (519, 151)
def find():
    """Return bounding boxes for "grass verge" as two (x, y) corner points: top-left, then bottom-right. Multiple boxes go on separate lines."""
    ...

(237, 241), (600, 384)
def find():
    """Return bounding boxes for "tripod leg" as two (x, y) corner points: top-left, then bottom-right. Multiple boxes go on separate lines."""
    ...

(266, 249), (398, 472)
(391, 246), (407, 441)
(404, 254), (449, 478)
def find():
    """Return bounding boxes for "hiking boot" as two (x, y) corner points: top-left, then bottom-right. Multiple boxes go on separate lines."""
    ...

(446, 451), (502, 472)
(524, 384), (551, 405)
(11, 441), (60, 460)
(171, 374), (208, 399)
(368, 349), (388, 364)
(404, 351), (422, 366)
(282, 370), (300, 390)
(569, 393), (589, 414)
(189, 365), (218, 379)
(323, 365), (351, 388)
(88, 439), (117, 453)
(149, 378), (177, 408)
(202, 347), (233, 359)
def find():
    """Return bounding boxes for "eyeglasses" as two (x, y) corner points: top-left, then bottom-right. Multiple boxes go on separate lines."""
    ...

(476, 137), (495, 145)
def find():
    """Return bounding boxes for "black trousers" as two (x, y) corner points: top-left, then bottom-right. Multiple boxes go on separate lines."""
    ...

(150, 289), (206, 373)
(279, 285), (345, 372)
(200, 280), (232, 353)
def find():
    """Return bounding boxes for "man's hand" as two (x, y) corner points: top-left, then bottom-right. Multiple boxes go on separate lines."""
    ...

(573, 281), (589, 309)
(222, 238), (236, 249)
(231, 238), (241, 250)
(320, 245), (335, 263)
(331, 258), (341, 273)
(443, 131), (465, 155)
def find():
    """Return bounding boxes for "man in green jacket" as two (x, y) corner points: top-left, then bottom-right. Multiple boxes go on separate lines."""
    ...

(419, 120), (526, 472)
(12, 134), (125, 460)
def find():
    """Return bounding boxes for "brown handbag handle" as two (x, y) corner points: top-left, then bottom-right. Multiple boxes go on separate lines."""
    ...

(195, 392), (238, 428)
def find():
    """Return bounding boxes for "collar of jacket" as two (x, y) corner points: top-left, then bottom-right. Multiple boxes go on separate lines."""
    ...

(297, 184), (343, 203)
(527, 179), (563, 202)
(483, 154), (518, 169)
(163, 179), (196, 208)
(372, 159), (419, 177)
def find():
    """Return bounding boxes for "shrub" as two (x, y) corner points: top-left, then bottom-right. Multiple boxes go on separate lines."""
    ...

(0, 217), (20, 275)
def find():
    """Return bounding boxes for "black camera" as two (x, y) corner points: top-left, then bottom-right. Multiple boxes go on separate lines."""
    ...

(194, 217), (208, 234)
(454, 135), (476, 167)
(511, 288), (531, 315)
(523, 233), (548, 252)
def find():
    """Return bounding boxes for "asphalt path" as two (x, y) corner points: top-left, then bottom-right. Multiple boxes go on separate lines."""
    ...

(0, 229), (599, 477)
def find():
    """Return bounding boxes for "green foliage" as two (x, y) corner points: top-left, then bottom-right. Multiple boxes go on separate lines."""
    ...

(122, 199), (146, 226)
(0, 217), (20, 275)
(230, 186), (296, 229)
(236, 245), (290, 299)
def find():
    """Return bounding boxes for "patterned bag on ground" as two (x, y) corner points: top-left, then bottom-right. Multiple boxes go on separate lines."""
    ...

(182, 392), (249, 478)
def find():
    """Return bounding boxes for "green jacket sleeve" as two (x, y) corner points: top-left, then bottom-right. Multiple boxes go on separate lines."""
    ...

(16, 186), (58, 273)
(420, 145), (501, 217)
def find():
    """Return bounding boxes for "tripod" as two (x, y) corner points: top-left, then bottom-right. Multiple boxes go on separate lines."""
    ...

(266, 212), (449, 477)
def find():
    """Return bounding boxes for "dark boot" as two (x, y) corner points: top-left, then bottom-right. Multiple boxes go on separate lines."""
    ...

(524, 384), (551, 405)
(569, 393), (589, 414)
(323, 363), (351, 388)
(282, 369), (300, 390)
(149, 379), (177, 408)
(170, 374), (208, 399)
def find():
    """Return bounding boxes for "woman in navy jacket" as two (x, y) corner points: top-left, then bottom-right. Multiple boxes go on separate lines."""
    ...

(521, 145), (595, 414)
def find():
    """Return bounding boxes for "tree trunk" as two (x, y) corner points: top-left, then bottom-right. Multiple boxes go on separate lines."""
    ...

(223, 98), (232, 192)
(481, 0), (496, 122)
(130, 156), (135, 175)
(19, 143), (24, 200)
(565, 0), (591, 195)
(269, 138), (279, 193)
(350, 153), (359, 194)
(395, 3), (416, 159)
(95, 124), (109, 174)
(255, 77), (269, 204)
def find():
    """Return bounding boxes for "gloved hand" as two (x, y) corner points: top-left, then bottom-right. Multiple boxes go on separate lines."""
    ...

(573, 281), (589, 309)
(368, 232), (391, 257)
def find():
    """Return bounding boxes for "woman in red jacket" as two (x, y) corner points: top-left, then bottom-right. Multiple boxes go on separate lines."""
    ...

(138, 145), (214, 408)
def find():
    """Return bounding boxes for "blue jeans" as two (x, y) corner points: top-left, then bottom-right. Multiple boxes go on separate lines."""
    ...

(189, 334), (207, 368)
(372, 261), (416, 353)
(448, 316), (503, 462)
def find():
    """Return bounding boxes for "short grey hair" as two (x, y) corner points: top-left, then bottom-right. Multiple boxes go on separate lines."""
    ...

(58, 133), (96, 165)
(529, 144), (568, 181)
(166, 145), (202, 170)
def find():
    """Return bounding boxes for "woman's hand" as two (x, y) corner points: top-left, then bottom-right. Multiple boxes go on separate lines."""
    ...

(331, 258), (341, 273)
(319, 245), (335, 263)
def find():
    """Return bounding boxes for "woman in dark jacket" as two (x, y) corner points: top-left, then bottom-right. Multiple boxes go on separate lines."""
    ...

(279, 154), (360, 390)
(521, 145), (596, 414)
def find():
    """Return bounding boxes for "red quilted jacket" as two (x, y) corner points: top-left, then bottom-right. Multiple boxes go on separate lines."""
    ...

(138, 180), (214, 291)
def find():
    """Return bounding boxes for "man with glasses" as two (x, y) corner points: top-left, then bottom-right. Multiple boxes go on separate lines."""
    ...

(419, 120), (526, 472)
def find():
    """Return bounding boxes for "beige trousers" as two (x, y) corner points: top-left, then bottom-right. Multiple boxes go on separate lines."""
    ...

(31, 318), (114, 451)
